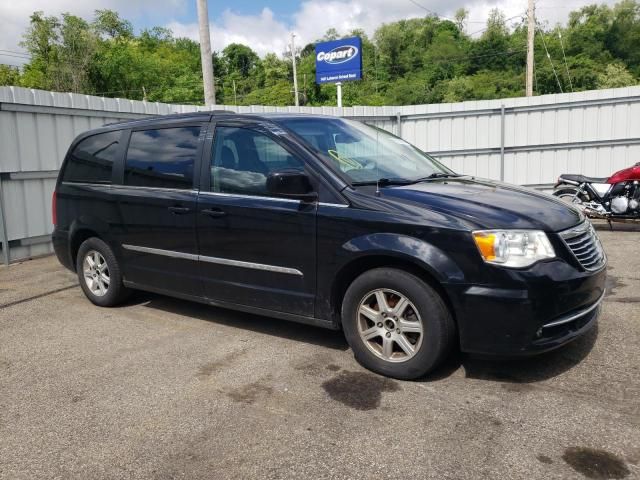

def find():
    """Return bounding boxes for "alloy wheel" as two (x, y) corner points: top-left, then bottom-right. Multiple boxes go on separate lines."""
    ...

(82, 250), (110, 297)
(356, 288), (424, 363)
(558, 193), (584, 206)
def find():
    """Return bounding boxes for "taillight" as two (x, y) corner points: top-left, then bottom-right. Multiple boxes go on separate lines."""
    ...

(52, 190), (57, 226)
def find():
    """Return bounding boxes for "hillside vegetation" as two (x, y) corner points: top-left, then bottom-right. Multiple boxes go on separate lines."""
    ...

(1, 2), (639, 106)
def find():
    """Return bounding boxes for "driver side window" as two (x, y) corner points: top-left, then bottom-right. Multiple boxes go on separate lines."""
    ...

(211, 127), (304, 196)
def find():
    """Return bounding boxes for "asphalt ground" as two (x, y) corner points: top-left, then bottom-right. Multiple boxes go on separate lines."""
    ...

(0, 225), (638, 479)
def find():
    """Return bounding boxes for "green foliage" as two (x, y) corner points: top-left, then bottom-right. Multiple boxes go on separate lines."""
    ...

(0, 65), (20, 86)
(4, 2), (640, 106)
(598, 63), (637, 88)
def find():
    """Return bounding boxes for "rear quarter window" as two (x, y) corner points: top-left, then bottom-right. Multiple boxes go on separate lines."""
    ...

(62, 131), (121, 184)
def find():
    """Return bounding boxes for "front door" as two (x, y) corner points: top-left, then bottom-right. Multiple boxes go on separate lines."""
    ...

(111, 124), (205, 296)
(196, 124), (317, 317)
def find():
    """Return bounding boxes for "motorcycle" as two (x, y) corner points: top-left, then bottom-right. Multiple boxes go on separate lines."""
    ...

(553, 162), (640, 224)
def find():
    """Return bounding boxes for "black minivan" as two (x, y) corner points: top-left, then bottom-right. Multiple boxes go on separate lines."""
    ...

(53, 112), (606, 379)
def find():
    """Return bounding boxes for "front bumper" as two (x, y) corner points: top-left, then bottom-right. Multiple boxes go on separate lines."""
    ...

(446, 259), (606, 356)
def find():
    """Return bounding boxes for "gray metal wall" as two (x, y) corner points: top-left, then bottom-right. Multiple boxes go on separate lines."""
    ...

(1, 85), (639, 263)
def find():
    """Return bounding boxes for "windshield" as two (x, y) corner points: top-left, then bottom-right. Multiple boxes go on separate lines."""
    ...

(274, 117), (455, 184)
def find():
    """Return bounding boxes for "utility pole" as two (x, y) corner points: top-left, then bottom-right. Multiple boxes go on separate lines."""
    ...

(196, 0), (216, 106)
(290, 32), (299, 107)
(232, 79), (237, 105)
(526, 0), (535, 96)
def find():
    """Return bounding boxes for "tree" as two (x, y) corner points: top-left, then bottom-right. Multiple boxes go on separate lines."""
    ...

(597, 63), (637, 87)
(0, 66), (20, 86)
(57, 14), (97, 92)
(20, 11), (97, 92)
(92, 9), (133, 39)
(222, 43), (260, 77)
(455, 8), (469, 32)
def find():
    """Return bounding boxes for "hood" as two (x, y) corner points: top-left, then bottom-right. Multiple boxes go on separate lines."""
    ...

(377, 177), (583, 232)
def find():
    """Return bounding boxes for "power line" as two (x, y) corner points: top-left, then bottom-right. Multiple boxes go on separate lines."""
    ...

(407, 0), (454, 21)
(0, 52), (31, 60)
(0, 49), (31, 58)
(466, 12), (527, 37)
(536, 25), (563, 93)
(406, 0), (486, 24)
(557, 31), (573, 92)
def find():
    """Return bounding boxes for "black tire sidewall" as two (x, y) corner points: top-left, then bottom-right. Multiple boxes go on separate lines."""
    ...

(341, 268), (455, 380)
(554, 187), (589, 202)
(76, 237), (127, 307)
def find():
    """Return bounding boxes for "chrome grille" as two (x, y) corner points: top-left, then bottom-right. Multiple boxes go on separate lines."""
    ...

(559, 222), (606, 271)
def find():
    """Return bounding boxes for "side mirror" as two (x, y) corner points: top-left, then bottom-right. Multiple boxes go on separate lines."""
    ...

(266, 169), (317, 201)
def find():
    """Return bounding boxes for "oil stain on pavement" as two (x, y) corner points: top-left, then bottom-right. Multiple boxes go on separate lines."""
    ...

(322, 371), (400, 411)
(605, 275), (625, 297)
(536, 454), (553, 464)
(226, 380), (274, 405)
(562, 446), (630, 479)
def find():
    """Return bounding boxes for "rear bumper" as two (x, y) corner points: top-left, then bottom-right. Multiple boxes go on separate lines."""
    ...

(446, 260), (606, 356)
(52, 227), (74, 271)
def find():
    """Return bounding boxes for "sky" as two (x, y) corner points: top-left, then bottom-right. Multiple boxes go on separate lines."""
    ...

(0, 0), (620, 66)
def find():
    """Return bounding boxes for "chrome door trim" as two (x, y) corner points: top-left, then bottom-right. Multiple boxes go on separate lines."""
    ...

(198, 190), (349, 208)
(318, 202), (349, 208)
(122, 244), (303, 276)
(198, 190), (301, 204)
(110, 184), (199, 194)
(198, 255), (303, 276)
(122, 244), (199, 261)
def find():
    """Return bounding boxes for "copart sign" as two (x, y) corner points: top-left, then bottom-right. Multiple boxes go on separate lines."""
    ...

(315, 37), (362, 84)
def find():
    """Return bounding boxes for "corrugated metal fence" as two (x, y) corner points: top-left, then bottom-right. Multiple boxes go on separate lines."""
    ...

(1, 85), (640, 263)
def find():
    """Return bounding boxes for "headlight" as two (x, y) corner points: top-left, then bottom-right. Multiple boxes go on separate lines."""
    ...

(472, 230), (555, 268)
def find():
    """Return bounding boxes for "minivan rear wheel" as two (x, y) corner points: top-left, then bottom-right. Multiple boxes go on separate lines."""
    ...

(76, 237), (130, 307)
(341, 268), (455, 380)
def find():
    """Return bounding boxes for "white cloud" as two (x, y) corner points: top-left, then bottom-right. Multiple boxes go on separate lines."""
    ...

(167, 7), (290, 57)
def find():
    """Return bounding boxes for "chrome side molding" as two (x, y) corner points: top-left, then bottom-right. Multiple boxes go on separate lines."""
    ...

(122, 244), (304, 277)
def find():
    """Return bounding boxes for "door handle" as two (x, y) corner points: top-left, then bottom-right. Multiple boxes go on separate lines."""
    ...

(168, 206), (191, 214)
(201, 208), (227, 218)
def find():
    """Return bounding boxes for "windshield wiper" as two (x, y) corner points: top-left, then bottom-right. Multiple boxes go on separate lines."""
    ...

(411, 173), (461, 181)
(352, 173), (461, 187)
(352, 177), (414, 187)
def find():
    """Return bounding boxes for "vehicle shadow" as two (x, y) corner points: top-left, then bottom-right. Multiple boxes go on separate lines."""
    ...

(592, 220), (640, 232)
(124, 291), (350, 351)
(121, 292), (598, 380)
(427, 323), (599, 384)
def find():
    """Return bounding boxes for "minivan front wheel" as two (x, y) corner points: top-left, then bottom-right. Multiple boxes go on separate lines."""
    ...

(342, 268), (455, 380)
(76, 237), (130, 307)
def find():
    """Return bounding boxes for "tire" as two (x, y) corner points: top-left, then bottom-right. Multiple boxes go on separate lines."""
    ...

(341, 268), (455, 380)
(553, 187), (589, 204)
(76, 237), (130, 307)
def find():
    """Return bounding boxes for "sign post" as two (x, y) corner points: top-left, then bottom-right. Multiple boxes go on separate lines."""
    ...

(315, 37), (362, 107)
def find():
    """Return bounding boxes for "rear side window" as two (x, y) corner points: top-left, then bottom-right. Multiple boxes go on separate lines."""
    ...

(124, 126), (201, 189)
(63, 131), (121, 184)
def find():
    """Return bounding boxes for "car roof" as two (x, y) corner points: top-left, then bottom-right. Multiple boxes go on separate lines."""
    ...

(103, 111), (338, 129)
